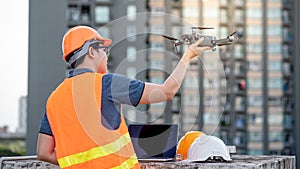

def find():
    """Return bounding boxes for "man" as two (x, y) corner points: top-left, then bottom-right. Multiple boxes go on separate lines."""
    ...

(36, 25), (209, 169)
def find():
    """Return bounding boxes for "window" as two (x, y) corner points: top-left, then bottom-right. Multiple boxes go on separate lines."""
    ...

(220, 27), (228, 38)
(268, 97), (282, 106)
(67, 7), (80, 22)
(268, 43), (281, 54)
(127, 67), (136, 78)
(284, 114), (292, 128)
(220, 9), (228, 23)
(204, 79), (219, 89)
(150, 76), (164, 84)
(150, 42), (165, 49)
(235, 96), (245, 111)
(183, 7), (199, 18)
(246, 8), (262, 19)
(283, 27), (292, 42)
(248, 113), (263, 125)
(203, 8), (218, 18)
(247, 43), (262, 54)
(95, 6), (110, 23)
(268, 61), (281, 71)
(172, 27), (181, 38)
(234, 132), (246, 146)
(184, 76), (199, 89)
(127, 5), (136, 21)
(98, 26), (110, 38)
(249, 131), (263, 142)
(269, 131), (283, 142)
(267, 8), (281, 19)
(248, 60), (262, 71)
(204, 113), (220, 125)
(234, 9), (244, 24)
(235, 44), (244, 59)
(247, 78), (262, 89)
(126, 46), (136, 62)
(283, 62), (291, 76)
(81, 8), (90, 23)
(248, 95), (263, 107)
(234, 62), (246, 76)
(267, 25), (281, 37)
(204, 95), (218, 106)
(268, 113), (283, 125)
(235, 0), (244, 6)
(282, 10), (290, 23)
(220, 0), (228, 6)
(249, 149), (263, 155)
(151, 7), (165, 13)
(221, 114), (231, 127)
(183, 95), (199, 106)
(150, 59), (164, 69)
(268, 78), (282, 89)
(127, 26), (136, 42)
(247, 26), (263, 36)
(236, 115), (246, 128)
(283, 45), (290, 59)
(172, 95), (181, 112)
(150, 25), (165, 34)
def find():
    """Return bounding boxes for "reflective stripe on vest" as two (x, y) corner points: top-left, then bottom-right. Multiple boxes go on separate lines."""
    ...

(111, 154), (139, 169)
(58, 132), (133, 168)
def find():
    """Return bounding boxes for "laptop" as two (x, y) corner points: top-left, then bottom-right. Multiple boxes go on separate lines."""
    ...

(128, 124), (178, 162)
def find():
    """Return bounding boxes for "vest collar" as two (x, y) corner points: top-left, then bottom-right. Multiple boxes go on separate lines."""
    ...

(68, 68), (94, 78)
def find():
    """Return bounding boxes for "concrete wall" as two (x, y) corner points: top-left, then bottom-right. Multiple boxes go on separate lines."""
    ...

(27, 0), (67, 155)
(0, 155), (296, 169)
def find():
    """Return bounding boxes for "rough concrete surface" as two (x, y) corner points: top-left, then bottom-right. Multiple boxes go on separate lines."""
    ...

(0, 155), (295, 169)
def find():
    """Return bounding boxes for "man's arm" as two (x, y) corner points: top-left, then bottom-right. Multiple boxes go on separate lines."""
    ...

(139, 38), (210, 104)
(36, 133), (59, 165)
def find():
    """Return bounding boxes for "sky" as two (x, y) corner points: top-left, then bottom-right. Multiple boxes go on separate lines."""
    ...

(0, 0), (28, 132)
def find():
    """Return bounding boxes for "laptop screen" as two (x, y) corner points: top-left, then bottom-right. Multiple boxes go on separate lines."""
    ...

(128, 124), (178, 159)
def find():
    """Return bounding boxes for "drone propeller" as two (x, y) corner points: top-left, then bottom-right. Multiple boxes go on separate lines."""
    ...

(191, 26), (214, 30)
(162, 35), (178, 41)
(217, 43), (231, 46)
(227, 31), (237, 38)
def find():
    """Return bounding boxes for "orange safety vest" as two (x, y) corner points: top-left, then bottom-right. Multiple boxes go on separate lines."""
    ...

(46, 73), (140, 169)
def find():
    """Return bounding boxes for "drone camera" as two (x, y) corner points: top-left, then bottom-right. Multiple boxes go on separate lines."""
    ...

(196, 35), (216, 47)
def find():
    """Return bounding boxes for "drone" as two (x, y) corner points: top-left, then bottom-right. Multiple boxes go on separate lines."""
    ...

(162, 27), (237, 53)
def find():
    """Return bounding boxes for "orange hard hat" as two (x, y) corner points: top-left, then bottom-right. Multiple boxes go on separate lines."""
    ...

(62, 25), (112, 61)
(176, 131), (205, 160)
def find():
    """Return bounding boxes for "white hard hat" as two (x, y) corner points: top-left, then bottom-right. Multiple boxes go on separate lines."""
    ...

(187, 135), (232, 162)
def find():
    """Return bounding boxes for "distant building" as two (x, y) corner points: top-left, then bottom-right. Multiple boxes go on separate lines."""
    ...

(16, 96), (27, 134)
(0, 126), (8, 134)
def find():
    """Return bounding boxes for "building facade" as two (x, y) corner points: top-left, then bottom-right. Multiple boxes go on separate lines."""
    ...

(16, 96), (27, 134)
(63, 0), (298, 156)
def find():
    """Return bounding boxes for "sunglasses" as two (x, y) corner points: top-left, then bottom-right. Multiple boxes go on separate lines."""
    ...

(95, 46), (109, 55)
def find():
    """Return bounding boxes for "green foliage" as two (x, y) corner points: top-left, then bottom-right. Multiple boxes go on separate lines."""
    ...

(0, 142), (25, 157)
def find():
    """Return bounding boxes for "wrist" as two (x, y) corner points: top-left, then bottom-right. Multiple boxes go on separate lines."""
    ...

(181, 52), (191, 65)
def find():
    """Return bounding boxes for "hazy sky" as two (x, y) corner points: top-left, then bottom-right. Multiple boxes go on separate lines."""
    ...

(0, 0), (28, 132)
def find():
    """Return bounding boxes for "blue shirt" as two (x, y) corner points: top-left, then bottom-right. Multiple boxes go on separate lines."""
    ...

(39, 68), (145, 136)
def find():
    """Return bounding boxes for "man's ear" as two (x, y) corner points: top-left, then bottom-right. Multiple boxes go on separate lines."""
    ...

(88, 47), (95, 58)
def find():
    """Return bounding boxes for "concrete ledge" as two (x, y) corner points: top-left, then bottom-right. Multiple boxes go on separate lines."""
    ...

(0, 155), (295, 169)
(140, 155), (296, 169)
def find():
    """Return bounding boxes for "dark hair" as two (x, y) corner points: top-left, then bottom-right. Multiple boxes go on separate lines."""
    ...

(69, 42), (101, 69)
(70, 55), (86, 69)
